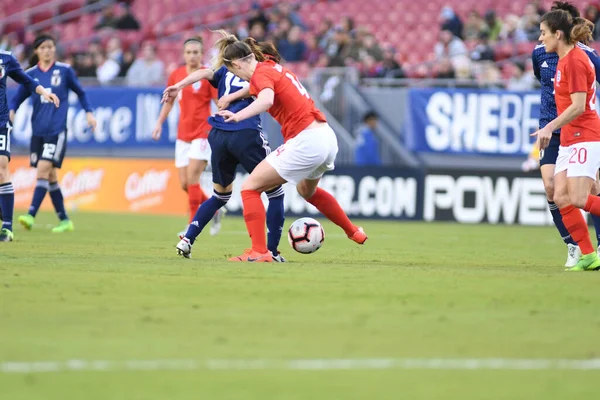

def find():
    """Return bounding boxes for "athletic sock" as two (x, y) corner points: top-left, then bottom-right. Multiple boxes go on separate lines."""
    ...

(185, 191), (231, 244)
(241, 189), (268, 253)
(306, 187), (355, 236)
(560, 205), (594, 254)
(49, 181), (68, 221)
(0, 182), (14, 231)
(266, 186), (285, 255)
(28, 179), (49, 217)
(548, 200), (577, 245)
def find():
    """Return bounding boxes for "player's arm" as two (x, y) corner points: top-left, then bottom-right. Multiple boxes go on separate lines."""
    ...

(587, 50), (600, 83)
(152, 97), (174, 140)
(533, 92), (587, 148)
(8, 83), (31, 123)
(67, 67), (96, 131)
(217, 86), (250, 110)
(218, 88), (274, 123)
(6, 56), (59, 107)
(162, 69), (214, 103)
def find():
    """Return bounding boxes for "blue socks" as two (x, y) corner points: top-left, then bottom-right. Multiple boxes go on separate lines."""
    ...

(185, 191), (231, 244)
(49, 181), (68, 221)
(29, 178), (49, 218)
(591, 194), (600, 246)
(548, 200), (577, 245)
(266, 186), (285, 255)
(0, 182), (14, 231)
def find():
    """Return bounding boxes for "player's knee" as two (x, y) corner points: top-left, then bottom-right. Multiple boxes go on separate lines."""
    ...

(542, 179), (555, 200)
(0, 162), (8, 184)
(568, 191), (588, 209)
(296, 181), (316, 199)
(553, 191), (569, 208)
(213, 190), (231, 204)
(48, 168), (58, 183)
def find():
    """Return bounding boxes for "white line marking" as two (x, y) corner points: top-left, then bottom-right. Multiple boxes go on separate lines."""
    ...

(3, 358), (600, 373)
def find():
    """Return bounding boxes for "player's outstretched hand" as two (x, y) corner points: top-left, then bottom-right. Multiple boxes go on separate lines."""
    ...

(152, 125), (162, 141)
(86, 112), (97, 132)
(217, 94), (234, 110)
(44, 93), (60, 107)
(531, 126), (552, 150)
(162, 85), (180, 104)
(217, 110), (239, 123)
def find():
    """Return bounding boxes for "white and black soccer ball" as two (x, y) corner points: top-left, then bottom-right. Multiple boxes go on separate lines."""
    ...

(287, 217), (325, 254)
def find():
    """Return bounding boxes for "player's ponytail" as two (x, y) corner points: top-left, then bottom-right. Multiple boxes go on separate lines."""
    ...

(256, 41), (282, 64)
(212, 30), (254, 69)
(571, 17), (594, 45)
(243, 37), (266, 62)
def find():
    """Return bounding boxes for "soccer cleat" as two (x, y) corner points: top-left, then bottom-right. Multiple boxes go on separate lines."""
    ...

(566, 252), (600, 272)
(349, 226), (368, 244)
(176, 237), (192, 259)
(178, 224), (189, 240)
(271, 251), (287, 262)
(565, 244), (581, 268)
(0, 228), (13, 242)
(52, 220), (74, 233)
(229, 249), (273, 262)
(210, 208), (225, 236)
(18, 214), (35, 231)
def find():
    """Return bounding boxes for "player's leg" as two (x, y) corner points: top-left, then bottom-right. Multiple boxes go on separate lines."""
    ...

(589, 173), (600, 251)
(176, 132), (234, 258)
(49, 167), (73, 233)
(0, 124), (14, 242)
(18, 136), (47, 230)
(555, 143), (600, 271)
(186, 138), (211, 223)
(175, 139), (191, 236)
(539, 136), (580, 266)
(236, 130), (286, 261)
(231, 159), (286, 261)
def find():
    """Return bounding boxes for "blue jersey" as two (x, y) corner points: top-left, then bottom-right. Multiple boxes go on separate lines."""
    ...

(532, 42), (600, 134)
(0, 51), (38, 129)
(208, 66), (262, 132)
(10, 61), (92, 137)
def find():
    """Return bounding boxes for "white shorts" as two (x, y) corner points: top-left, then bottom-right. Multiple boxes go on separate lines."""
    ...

(555, 142), (600, 179)
(265, 124), (338, 185)
(175, 138), (211, 168)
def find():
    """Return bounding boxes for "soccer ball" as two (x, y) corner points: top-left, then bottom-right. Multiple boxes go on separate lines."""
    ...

(287, 217), (325, 254)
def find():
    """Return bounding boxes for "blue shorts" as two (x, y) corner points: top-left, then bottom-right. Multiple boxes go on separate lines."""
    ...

(30, 131), (67, 168)
(208, 127), (271, 187)
(540, 134), (561, 166)
(0, 122), (12, 161)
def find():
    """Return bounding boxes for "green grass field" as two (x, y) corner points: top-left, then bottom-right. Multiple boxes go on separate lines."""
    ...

(2, 212), (600, 399)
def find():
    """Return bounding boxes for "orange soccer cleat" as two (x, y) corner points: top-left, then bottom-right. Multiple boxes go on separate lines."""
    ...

(349, 227), (368, 245)
(228, 249), (273, 262)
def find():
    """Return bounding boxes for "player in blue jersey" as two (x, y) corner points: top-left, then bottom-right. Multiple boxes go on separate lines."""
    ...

(162, 38), (286, 261)
(0, 48), (59, 242)
(9, 35), (96, 234)
(531, 1), (600, 267)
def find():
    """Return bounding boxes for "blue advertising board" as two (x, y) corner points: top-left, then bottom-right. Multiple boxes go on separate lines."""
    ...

(405, 88), (542, 156)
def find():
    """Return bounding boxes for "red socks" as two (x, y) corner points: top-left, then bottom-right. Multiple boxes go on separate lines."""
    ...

(241, 190), (268, 253)
(306, 187), (356, 236)
(560, 205), (594, 254)
(187, 184), (208, 223)
(584, 195), (600, 216)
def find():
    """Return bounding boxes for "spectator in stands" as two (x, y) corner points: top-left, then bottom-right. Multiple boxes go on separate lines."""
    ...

(499, 15), (528, 43)
(434, 29), (467, 60)
(360, 34), (384, 62)
(439, 6), (463, 39)
(360, 55), (380, 78)
(355, 111), (382, 166)
(316, 19), (334, 49)
(470, 32), (495, 62)
(436, 58), (456, 79)
(483, 10), (502, 41)
(234, 20), (249, 40)
(75, 53), (96, 77)
(0, 34), (10, 52)
(95, 51), (120, 84)
(249, 22), (267, 42)
(106, 36), (124, 64)
(475, 62), (501, 86)
(272, 17), (293, 43)
(114, 3), (141, 31)
(305, 35), (324, 66)
(505, 62), (535, 90)
(278, 1), (306, 30)
(340, 16), (355, 38)
(531, 0), (546, 16)
(326, 26), (351, 67)
(521, 3), (541, 41)
(463, 11), (486, 41)
(379, 45), (404, 78)
(278, 26), (307, 62)
(94, 6), (118, 30)
(126, 43), (164, 87)
(247, 2), (269, 30)
(119, 49), (135, 77)
(584, 4), (600, 40)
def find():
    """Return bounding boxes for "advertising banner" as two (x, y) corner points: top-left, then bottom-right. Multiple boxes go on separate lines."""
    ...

(11, 158), (423, 220)
(405, 88), (541, 156)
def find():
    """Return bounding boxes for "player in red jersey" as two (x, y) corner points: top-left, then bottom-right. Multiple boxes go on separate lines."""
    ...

(533, 10), (600, 271)
(152, 37), (219, 236)
(213, 32), (367, 262)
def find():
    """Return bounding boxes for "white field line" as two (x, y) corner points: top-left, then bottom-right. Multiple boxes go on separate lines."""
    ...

(3, 358), (600, 373)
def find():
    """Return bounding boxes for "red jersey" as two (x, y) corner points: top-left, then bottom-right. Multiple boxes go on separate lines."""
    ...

(555, 46), (600, 146)
(249, 60), (326, 141)
(168, 66), (217, 142)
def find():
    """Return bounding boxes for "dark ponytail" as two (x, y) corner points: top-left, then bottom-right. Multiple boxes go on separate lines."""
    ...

(29, 34), (55, 66)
